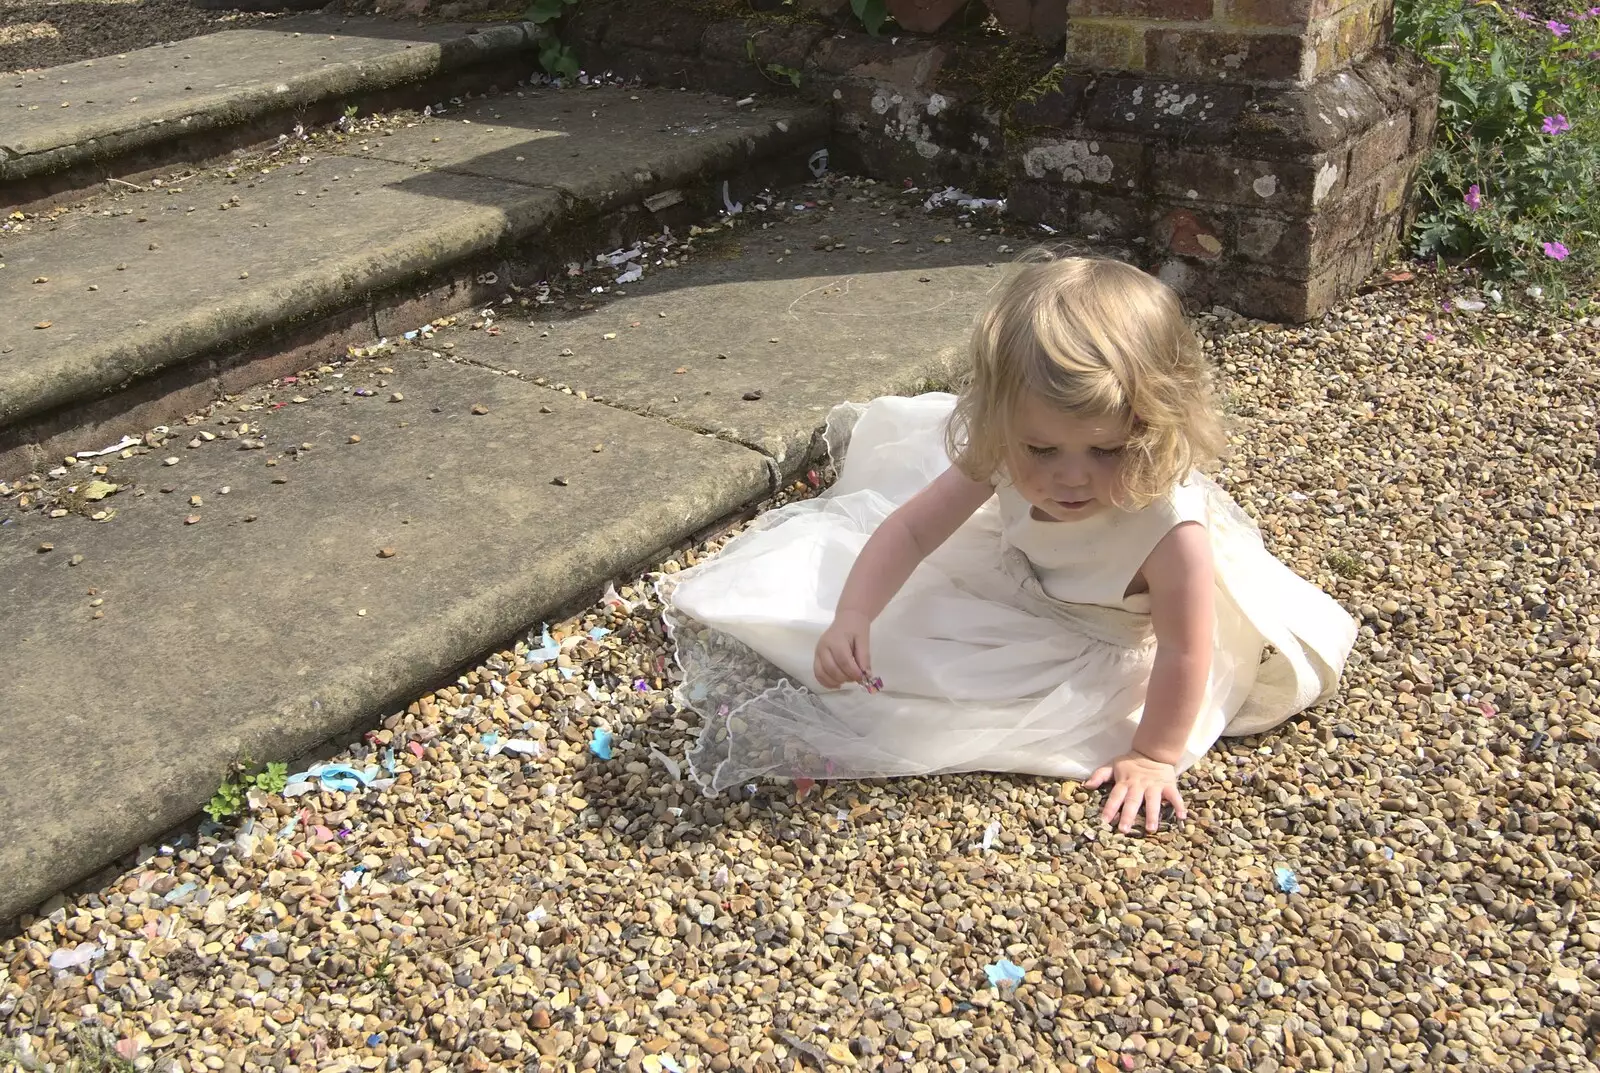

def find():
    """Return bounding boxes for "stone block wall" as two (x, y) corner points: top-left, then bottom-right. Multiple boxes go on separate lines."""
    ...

(561, 0), (1438, 322)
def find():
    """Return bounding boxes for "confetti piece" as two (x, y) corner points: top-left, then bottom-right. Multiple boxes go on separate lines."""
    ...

(985, 958), (1025, 990)
(861, 675), (884, 694)
(794, 776), (816, 800)
(981, 820), (1001, 851)
(1274, 866), (1300, 894)
(525, 624), (560, 663)
(589, 728), (613, 760)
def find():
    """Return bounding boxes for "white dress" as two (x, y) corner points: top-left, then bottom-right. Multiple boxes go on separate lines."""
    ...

(661, 393), (1357, 794)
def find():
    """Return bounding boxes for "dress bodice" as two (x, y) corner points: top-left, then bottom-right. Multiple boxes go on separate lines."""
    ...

(996, 475), (1210, 611)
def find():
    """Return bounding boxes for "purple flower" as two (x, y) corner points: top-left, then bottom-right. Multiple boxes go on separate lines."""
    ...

(1548, 18), (1572, 34)
(1543, 240), (1570, 260)
(1464, 183), (1483, 210)
(1543, 114), (1572, 134)
(1513, 6), (1534, 18)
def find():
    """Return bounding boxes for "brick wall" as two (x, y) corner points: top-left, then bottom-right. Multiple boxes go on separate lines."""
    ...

(567, 0), (1438, 321)
(1064, 0), (1394, 83)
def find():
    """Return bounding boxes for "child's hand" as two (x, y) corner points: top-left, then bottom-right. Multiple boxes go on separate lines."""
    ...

(1085, 753), (1187, 833)
(815, 611), (872, 690)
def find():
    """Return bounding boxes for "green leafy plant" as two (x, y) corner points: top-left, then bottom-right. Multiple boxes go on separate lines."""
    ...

(851, 0), (889, 35)
(1395, 0), (1600, 301)
(539, 37), (581, 78)
(205, 760), (292, 824)
(524, 0), (581, 78)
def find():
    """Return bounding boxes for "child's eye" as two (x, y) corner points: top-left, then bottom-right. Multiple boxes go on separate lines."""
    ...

(1091, 446), (1126, 459)
(1025, 444), (1056, 457)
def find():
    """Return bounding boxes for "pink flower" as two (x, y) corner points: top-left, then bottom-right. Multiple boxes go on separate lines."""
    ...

(1543, 240), (1570, 260)
(1548, 18), (1572, 34)
(1543, 114), (1572, 134)
(1513, 6), (1534, 18)
(1464, 183), (1483, 210)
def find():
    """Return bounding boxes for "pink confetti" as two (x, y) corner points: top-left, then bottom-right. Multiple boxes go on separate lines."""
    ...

(861, 675), (884, 694)
(1480, 700), (1497, 718)
(311, 825), (336, 844)
(407, 741), (425, 758)
(794, 777), (816, 800)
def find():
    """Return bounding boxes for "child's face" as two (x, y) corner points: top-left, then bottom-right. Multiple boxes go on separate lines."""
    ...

(1008, 393), (1131, 521)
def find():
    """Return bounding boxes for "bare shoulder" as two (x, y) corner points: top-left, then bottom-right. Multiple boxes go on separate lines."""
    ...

(1141, 520), (1214, 592)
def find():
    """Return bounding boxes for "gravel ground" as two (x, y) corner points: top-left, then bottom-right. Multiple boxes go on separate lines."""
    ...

(0, 0), (270, 76)
(2, 190), (1599, 1072)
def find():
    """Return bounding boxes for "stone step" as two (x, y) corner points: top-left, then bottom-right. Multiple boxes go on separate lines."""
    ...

(2, 15), (548, 209)
(0, 86), (828, 478)
(0, 185), (1003, 927)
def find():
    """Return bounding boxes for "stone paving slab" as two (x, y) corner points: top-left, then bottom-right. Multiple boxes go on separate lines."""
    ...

(453, 196), (1004, 471)
(0, 357), (769, 924)
(0, 89), (824, 430)
(0, 16), (541, 187)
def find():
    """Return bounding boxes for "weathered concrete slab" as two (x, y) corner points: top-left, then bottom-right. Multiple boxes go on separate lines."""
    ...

(0, 17), (542, 188)
(0, 357), (768, 924)
(0, 89), (825, 433)
(364, 92), (829, 215)
(448, 196), (1004, 471)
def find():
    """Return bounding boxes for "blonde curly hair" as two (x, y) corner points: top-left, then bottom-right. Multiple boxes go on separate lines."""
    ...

(946, 252), (1226, 510)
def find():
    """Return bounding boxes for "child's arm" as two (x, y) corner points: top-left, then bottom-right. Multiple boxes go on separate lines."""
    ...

(1087, 520), (1214, 831)
(815, 464), (994, 688)
(1134, 520), (1216, 763)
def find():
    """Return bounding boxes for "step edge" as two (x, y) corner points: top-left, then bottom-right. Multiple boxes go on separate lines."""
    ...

(0, 22), (542, 182)
(0, 106), (831, 433)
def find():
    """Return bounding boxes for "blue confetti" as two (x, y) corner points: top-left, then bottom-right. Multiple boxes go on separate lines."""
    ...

(481, 732), (500, 749)
(588, 626), (612, 640)
(985, 958), (1025, 990)
(403, 330), (418, 340)
(1274, 866), (1300, 894)
(525, 624), (560, 663)
(558, 667), (576, 680)
(660, 1057), (683, 1073)
(589, 728), (613, 760)
(367, 1033), (382, 1047)
(382, 748), (397, 775)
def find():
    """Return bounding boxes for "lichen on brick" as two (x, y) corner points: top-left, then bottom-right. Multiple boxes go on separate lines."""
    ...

(1023, 140), (1116, 184)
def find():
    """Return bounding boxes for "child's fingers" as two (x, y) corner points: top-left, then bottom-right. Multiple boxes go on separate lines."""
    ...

(851, 633), (872, 678)
(1164, 785), (1188, 822)
(1084, 765), (1112, 789)
(815, 648), (844, 689)
(1100, 782), (1128, 825)
(1117, 792), (1145, 833)
(1143, 787), (1164, 832)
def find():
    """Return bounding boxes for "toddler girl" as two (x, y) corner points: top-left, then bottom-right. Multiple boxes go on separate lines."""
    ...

(662, 254), (1356, 832)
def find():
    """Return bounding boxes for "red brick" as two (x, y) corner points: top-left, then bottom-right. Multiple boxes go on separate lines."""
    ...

(1065, 20), (1146, 71)
(1155, 208), (1227, 260)
(1069, 0), (1213, 16)
(1145, 27), (1307, 83)
(1223, 0), (1347, 27)
(984, 0), (1067, 41)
